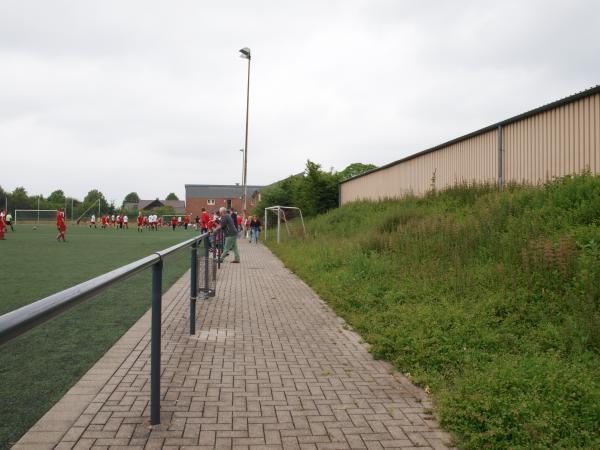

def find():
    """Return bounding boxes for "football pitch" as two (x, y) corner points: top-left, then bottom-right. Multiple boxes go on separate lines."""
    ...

(0, 224), (199, 449)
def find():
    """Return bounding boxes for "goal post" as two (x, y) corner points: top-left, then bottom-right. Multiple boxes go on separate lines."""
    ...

(75, 198), (101, 225)
(14, 209), (58, 224)
(264, 206), (306, 244)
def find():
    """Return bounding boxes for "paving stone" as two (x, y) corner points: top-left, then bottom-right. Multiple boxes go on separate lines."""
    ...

(13, 241), (454, 449)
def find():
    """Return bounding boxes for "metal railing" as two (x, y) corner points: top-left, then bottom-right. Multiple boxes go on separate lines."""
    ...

(0, 231), (216, 425)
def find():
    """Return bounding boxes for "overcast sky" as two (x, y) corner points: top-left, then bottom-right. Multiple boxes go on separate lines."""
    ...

(1, 0), (599, 204)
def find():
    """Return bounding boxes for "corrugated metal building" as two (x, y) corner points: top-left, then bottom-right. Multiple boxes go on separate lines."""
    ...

(340, 85), (600, 204)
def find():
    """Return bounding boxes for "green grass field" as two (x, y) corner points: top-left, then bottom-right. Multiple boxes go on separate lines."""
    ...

(266, 174), (600, 449)
(0, 224), (199, 449)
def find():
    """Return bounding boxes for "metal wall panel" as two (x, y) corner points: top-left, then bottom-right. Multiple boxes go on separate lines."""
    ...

(340, 129), (497, 203)
(341, 92), (600, 205)
(504, 93), (600, 183)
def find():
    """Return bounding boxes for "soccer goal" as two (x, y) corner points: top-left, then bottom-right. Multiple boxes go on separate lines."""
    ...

(264, 206), (306, 244)
(15, 209), (58, 224)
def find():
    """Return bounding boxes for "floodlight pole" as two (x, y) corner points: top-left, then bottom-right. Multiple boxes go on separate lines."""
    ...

(240, 149), (245, 187)
(239, 47), (251, 213)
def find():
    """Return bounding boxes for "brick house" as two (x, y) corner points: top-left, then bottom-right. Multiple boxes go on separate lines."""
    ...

(185, 184), (263, 218)
(122, 199), (186, 214)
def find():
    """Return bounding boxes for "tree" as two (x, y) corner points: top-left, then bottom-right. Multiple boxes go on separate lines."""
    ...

(338, 162), (377, 181)
(123, 192), (140, 207)
(166, 193), (179, 201)
(48, 189), (66, 204)
(0, 185), (7, 210)
(301, 160), (338, 215)
(146, 205), (177, 217)
(11, 187), (34, 210)
(75, 189), (110, 217)
(253, 160), (376, 218)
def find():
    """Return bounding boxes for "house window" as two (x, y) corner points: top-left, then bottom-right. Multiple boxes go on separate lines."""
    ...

(207, 199), (215, 205)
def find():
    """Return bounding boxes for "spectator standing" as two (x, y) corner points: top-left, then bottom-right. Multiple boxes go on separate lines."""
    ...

(250, 216), (262, 244)
(216, 207), (240, 263)
(201, 208), (210, 233)
(245, 216), (251, 240)
(231, 209), (238, 230)
(237, 213), (243, 230)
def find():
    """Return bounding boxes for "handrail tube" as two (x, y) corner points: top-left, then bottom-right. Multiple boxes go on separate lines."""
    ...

(0, 253), (159, 346)
(155, 232), (208, 259)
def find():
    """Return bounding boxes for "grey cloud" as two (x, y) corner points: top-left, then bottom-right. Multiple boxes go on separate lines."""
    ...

(1, 0), (598, 203)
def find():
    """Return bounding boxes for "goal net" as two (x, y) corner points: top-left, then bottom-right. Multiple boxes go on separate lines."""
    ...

(15, 209), (58, 224)
(264, 206), (306, 243)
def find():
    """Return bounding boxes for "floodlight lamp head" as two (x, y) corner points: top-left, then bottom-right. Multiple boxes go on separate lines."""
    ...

(239, 47), (251, 59)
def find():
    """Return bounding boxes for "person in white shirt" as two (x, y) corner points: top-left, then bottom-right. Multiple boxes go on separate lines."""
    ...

(90, 214), (96, 228)
(123, 215), (129, 229)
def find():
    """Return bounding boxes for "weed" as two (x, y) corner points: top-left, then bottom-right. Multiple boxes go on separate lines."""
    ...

(265, 173), (600, 449)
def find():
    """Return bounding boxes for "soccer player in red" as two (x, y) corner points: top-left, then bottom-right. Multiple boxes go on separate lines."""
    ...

(183, 214), (190, 230)
(137, 213), (144, 232)
(56, 208), (67, 242)
(0, 209), (6, 241)
(170, 216), (177, 230)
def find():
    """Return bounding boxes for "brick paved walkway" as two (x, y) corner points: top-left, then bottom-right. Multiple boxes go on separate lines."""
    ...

(14, 241), (454, 450)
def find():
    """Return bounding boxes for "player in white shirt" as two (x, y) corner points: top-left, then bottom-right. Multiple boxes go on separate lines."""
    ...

(90, 214), (96, 228)
(123, 215), (129, 229)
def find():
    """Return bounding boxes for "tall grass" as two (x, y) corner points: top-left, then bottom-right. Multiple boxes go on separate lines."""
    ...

(266, 173), (600, 449)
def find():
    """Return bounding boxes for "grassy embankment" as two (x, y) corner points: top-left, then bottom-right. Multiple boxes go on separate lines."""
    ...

(0, 225), (198, 449)
(266, 173), (600, 449)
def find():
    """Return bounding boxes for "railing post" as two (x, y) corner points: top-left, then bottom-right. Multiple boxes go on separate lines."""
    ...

(204, 235), (210, 297)
(190, 241), (198, 335)
(150, 259), (163, 425)
(216, 232), (221, 269)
